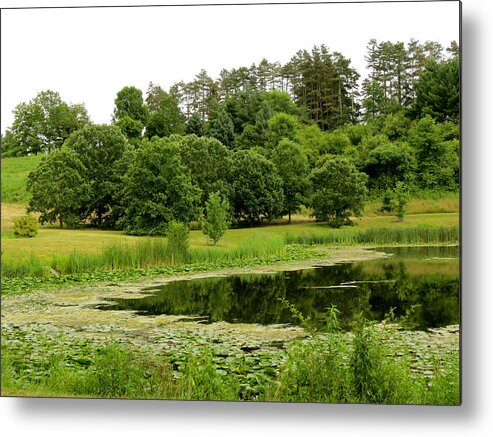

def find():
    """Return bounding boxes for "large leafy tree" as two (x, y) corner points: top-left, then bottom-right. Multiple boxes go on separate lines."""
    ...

(176, 135), (233, 205)
(119, 137), (201, 235)
(272, 139), (309, 222)
(113, 86), (149, 124)
(64, 124), (130, 227)
(310, 157), (368, 227)
(229, 149), (284, 224)
(146, 93), (185, 139)
(3, 90), (89, 156)
(27, 147), (90, 228)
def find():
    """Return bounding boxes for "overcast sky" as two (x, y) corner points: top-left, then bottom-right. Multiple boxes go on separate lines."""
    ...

(1, 1), (460, 132)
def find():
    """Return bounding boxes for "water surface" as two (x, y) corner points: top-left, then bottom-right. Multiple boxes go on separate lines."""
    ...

(97, 246), (459, 331)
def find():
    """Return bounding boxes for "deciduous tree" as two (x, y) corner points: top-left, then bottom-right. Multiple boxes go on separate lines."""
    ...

(27, 147), (90, 228)
(310, 157), (368, 227)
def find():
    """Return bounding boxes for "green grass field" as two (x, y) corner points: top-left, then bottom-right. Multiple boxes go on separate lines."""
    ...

(1, 154), (43, 203)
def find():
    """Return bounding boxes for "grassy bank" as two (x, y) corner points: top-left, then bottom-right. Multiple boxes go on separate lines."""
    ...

(1, 154), (43, 204)
(1, 319), (459, 404)
(1, 222), (459, 294)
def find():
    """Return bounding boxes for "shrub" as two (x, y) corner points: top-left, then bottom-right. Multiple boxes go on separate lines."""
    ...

(13, 213), (39, 238)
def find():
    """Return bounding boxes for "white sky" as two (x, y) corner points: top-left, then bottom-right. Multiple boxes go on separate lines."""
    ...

(1, 1), (460, 132)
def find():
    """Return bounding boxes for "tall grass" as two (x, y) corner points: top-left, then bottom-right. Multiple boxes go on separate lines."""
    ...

(266, 323), (459, 405)
(48, 234), (286, 275)
(285, 224), (459, 246)
(1, 253), (48, 278)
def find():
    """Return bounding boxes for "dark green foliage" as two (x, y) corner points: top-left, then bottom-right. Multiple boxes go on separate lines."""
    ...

(118, 137), (201, 235)
(202, 192), (229, 245)
(364, 142), (416, 191)
(13, 214), (39, 238)
(224, 90), (264, 134)
(3, 90), (89, 156)
(413, 57), (459, 122)
(176, 135), (233, 205)
(272, 139), (309, 222)
(206, 105), (236, 149)
(287, 45), (360, 130)
(64, 124), (130, 227)
(310, 157), (368, 227)
(27, 147), (90, 228)
(185, 112), (205, 136)
(230, 149), (284, 224)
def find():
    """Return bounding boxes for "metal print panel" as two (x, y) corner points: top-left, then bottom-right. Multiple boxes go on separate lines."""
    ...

(1, 0), (460, 405)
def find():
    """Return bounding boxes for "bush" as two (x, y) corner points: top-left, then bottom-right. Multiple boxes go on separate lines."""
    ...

(13, 213), (39, 238)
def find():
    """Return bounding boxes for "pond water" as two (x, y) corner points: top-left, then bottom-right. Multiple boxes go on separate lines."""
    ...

(97, 246), (459, 331)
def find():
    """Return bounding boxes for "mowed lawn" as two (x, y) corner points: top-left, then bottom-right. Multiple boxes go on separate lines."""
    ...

(1, 202), (459, 263)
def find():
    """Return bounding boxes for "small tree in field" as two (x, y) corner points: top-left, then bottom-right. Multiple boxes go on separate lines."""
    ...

(166, 221), (190, 264)
(202, 192), (229, 245)
(394, 182), (410, 222)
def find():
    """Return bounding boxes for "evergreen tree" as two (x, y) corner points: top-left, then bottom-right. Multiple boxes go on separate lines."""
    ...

(206, 105), (236, 149)
(186, 112), (206, 136)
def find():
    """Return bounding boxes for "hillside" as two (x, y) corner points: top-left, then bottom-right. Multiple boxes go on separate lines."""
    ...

(1, 154), (43, 203)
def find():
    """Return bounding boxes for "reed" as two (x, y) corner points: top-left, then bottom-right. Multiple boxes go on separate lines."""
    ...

(285, 224), (459, 246)
(1, 253), (48, 278)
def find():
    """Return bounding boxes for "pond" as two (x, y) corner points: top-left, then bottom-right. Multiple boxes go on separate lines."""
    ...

(96, 246), (459, 331)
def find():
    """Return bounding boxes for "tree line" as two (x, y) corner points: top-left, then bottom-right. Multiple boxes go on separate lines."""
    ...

(2, 39), (459, 234)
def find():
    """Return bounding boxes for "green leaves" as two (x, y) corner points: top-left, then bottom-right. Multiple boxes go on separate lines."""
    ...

(309, 157), (368, 227)
(27, 147), (91, 228)
(119, 137), (201, 235)
(202, 192), (230, 245)
(4, 90), (89, 156)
